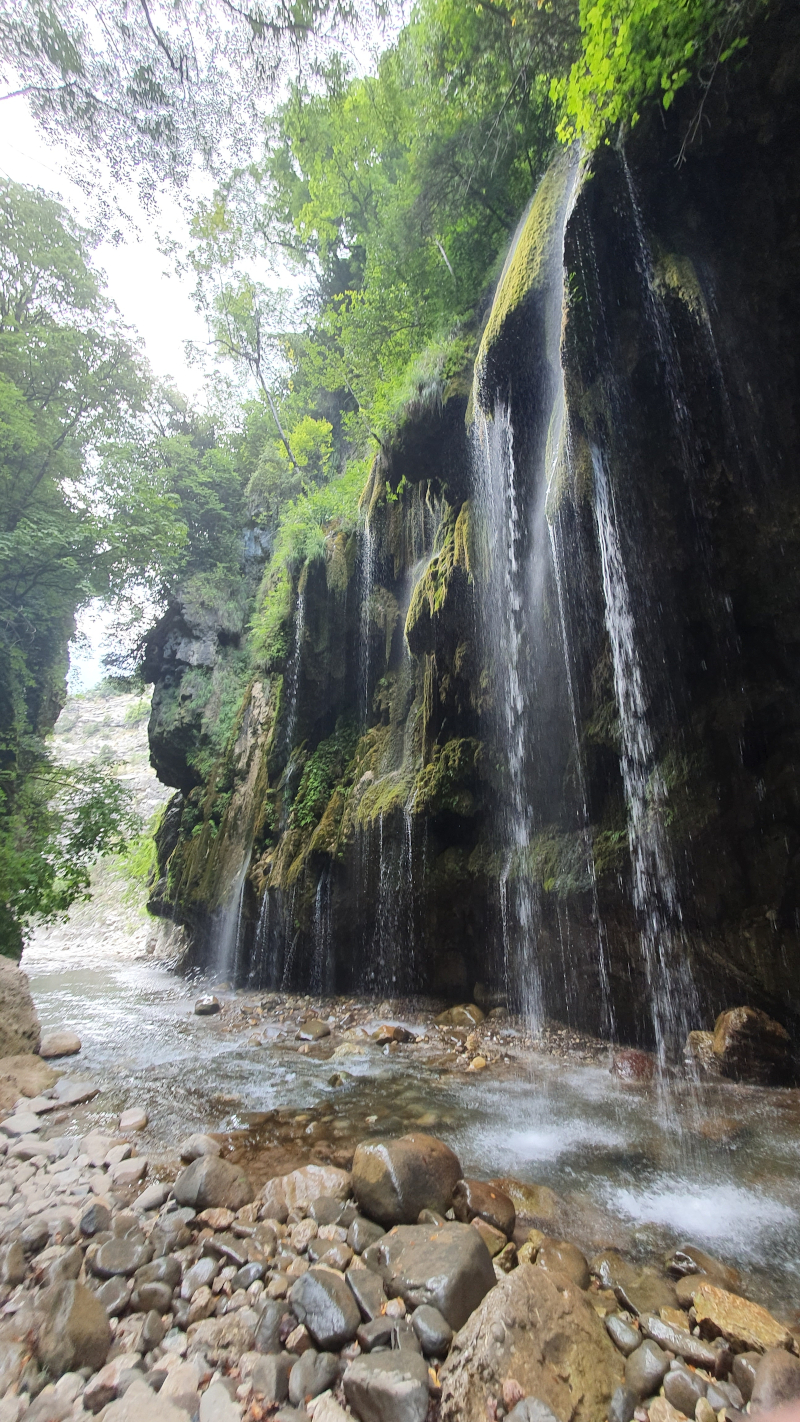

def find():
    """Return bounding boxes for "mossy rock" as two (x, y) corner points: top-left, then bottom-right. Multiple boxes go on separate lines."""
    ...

(476, 151), (580, 398)
(405, 505), (472, 656)
(414, 737), (482, 818)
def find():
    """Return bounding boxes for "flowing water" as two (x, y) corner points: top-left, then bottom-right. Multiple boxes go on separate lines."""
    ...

(21, 934), (800, 1318)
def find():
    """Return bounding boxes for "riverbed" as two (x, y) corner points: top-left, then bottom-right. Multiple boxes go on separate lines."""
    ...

(21, 931), (800, 1326)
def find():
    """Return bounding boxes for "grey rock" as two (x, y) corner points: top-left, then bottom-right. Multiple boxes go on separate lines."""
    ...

(199, 1381), (242, 1422)
(348, 1217), (386, 1254)
(751, 1348), (800, 1413)
(39, 1031), (81, 1059)
(639, 1311), (729, 1373)
(274, 1410), (309, 1422)
(288, 1350), (338, 1406)
(452, 1179), (516, 1237)
(181, 1255), (219, 1299)
(346, 1267), (389, 1321)
(134, 1184), (170, 1213)
(289, 1267), (361, 1349)
(46, 1244), (83, 1287)
(21, 1220), (50, 1256)
(732, 1352), (760, 1402)
(0, 957), (40, 1056)
(141, 1309), (166, 1352)
(352, 1133), (462, 1226)
(507, 1404), (562, 1422)
(80, 1203), (112, 1238)
(707, 1378), (745, 1411)
(310, 1197), (346, 1226)
(344, 1350), (430, 1422)
(179, 1132), (221, 1162)
(130, 1280), (173, 1313)
(363, 1221), (496, 1331)
(51, 1079), (99, 1107)
(173, 1155), (254, 1211)
(251, 1351), (297, 1403)
(150, 1217), (192, 1257)
(94, 1276), (133, 1317)
(233, 1261), (266, 1290)
(410, 1305), (452, 1356)
(254, 1299), (290, 1353)
(605, 1314), (641, 1356)
(392, 1320), (422, 1354)
(90, 1238), (153, 1278)
(203, 1230), (248, 1266)
(608, 1385), (638, 1422)
(37, 1281), (112, 1376)
(358, 1317), (396, 1351)
(664, 1361), (707, 1415)
(1, 1241), (25, 1286)
(624, 1340), (669, 1399)
(135, 1256), (181, 1290)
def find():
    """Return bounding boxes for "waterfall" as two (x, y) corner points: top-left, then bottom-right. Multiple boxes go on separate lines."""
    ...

(283, 589), (305, 757)
(592, 443), (698, 1060)
(359, 514), (376, 725)
(213, 852), (250, 983)
(311, 868), (334, 995)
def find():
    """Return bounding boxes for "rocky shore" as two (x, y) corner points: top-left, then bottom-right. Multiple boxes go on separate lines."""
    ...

(1, 1050), (799, 1422)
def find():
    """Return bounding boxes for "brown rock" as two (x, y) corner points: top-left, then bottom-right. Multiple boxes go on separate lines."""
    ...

(489, 1179), (564, 1226)
(452, 1179), (515, 1237)
(692, 1281), (793, 1352)
(352, 1133), (461, 1226)
(439, 1262), (624, 1422)
(667, 1244), (741, 1292)
(711, 1006), (791, 1084)
(436, 1004), (485, 1027)
(187, 1308), (258, 1363)
(471, 1218), (508, 1257)
(0, 1053), (55, 1112)
(536, 1239), (591, 1290)
(591, 1250), (677, 1316)
(611, 1049), (655, 1083)
(685, 1030), (718, 1074)
(173, 1155), (254, 1211)
(0, 960), (40, 1058)
(37, 1281), (112, 1376)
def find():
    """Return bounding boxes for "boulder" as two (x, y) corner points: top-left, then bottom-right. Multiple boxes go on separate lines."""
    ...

(0, 959), (40, 1059)
(536, 1239), (590, 1290)
(363, 1221), (496, 1331)
(250, 1351), (296, 1402)
(435, 1004), (485, 1027)
(344, 1350), (430, 1422)
(37, 1281), (112, 1376)
(260, 1164), (351, 1220)
(38, 1031), (81, 1059)
(289, 1268), (361, 1350)
(288, 1349), (338, 1406)
(692, 1281), (793, 1352)
(89, 1238), (153, 1279)
(352, 1133), (461, 1225)
(173, 1154), (254, 1211)
(684, 1031), (718, 1074)
(439, 1263), (623, 1422)
(296, 1019), (331, 1041)
(750, 1348), (800, 1412)
(179, 1132), (221, 1162)
(711, 1007), (791, 1084)
(452, 1179), (515, 1237)
(195, 996), (221, 1016)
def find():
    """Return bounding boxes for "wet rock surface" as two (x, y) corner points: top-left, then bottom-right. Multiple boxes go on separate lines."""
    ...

(352, 1134), (461, 1225)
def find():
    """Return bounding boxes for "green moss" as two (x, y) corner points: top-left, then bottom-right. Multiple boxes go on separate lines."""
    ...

(653, 251), (709, 323)
(356, 767), (415, 825)
(414, 737), (482, 818)
(546, 425), (595, 520)
(477, 154), (576, 373)
(405, 504), (471, 655)
(292, 719), (359, 829)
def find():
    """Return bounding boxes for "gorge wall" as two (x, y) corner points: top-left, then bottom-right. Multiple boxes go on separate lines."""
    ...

(145, 0), (800, 1051)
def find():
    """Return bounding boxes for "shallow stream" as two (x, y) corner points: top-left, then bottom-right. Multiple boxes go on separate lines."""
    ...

(22, 936), (800, 1323)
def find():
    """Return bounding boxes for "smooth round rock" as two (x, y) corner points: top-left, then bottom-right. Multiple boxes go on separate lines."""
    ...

(195, 996), (221, 1016)
(39, 1031), (82, 1058)
(90, 1238), (154, 1279)
(81, 1202), (112, 1238)
(288, 1349), (338, 1406)
(608, 1385), (638, 1422)
(751, 1350), (800, 1414)
(95, 1276), (133, 1317)
(410, 1304), (453, 1356)
(664, 1361), (707, 1415)
(173, 1155), (254, 1211)
(179, 1133), (221, 1163)
(605, 1314), (642, 1356)
(352, 1133), (462, 1226)
(452, 1179), (515, 1237)
(536, 1240), (590, 1290)
(119, 1108), (148, 1131)
(625, 1340), (669, 1399)
(289, 1267), (361, 1349)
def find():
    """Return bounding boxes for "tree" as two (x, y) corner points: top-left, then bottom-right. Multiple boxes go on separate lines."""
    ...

(0, 177), (180, 955)
(0, 0), (393, 207)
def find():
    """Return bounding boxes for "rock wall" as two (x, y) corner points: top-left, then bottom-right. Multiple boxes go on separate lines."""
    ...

(146, 0), (800, 1047)
(0, 957), (40, 1057)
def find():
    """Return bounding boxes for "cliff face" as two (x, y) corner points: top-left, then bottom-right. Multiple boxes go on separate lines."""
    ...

(146, 0), (800, 1047)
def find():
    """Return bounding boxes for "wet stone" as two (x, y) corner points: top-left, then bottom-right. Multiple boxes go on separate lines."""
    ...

(233, 1261), (266, 1290)
(608, 1385), (638, 1422)
(310, 1196), (346, 1227)
(131, 1280), (173, 1313)
(288, 1349), (338, 1406)
(392, 1319), (422, 1354)
(251, 1352), (296, 1403)
(751, 1348), (800, 1412)
(706, 1378), (744, 1411)
(348, 1216), (386, 1254)
(625, 1340), (670, 1399)
(195, 996), (221, 1016)
(452, 1178), (516, 1237)
(606, 1314), (641, 1356)
(664, 1361), (707, 1415)
(344, 1350), (430, 1422)
(296, 1020), (331, 1041)
(352, 1133), (462, 1226)
(731, 1352), (760, 1402)
(341, 1273), (385, 1330)
(507, 1404), (562, 1422)
(358, 1317), (395, 1351)
(254, 1300), (292, 1354)
(174, 1155), (254, 1211)
(536, 1239), (590, 1290)
(180, 1255), (219, 1299)
(410, 1304), (452, 1356)
(141, 1309), (166, 1352)
(363, 1220), (496, 1331)
(134, 1256), (181, 1290)
(289, 1267), (361, 1350)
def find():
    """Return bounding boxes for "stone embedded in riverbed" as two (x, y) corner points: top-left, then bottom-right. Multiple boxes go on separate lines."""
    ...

(435, 1004), (485, 1027)
(195, 995), (221, 1015)
(296, 1018), (331, 1041)
(352, 1133), (462, 1225)
(363, 1221), (496, 1331)
(179, 1132), (222, 1162)
(173, 1154), (254, 1211)
(591, 1250), (677, 1316)
(439, 1261), (623, 1422)
(289, 1266), (361, 1349)
(119, 1107), (148, 1131)
(260, 1164), (352, 1220)
(452, 1178), (515, 1237)
(692, 1280), (793, 1352)
(39, 1030), (82, 1058)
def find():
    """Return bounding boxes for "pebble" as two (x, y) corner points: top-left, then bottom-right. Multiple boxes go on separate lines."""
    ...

(195, 996), (221, 1015)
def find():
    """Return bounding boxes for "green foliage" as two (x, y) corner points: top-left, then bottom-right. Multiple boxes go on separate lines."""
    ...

(292, 717), (359, 828)
(556, 0), (762, 144)
(0, 751), (137, 956)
